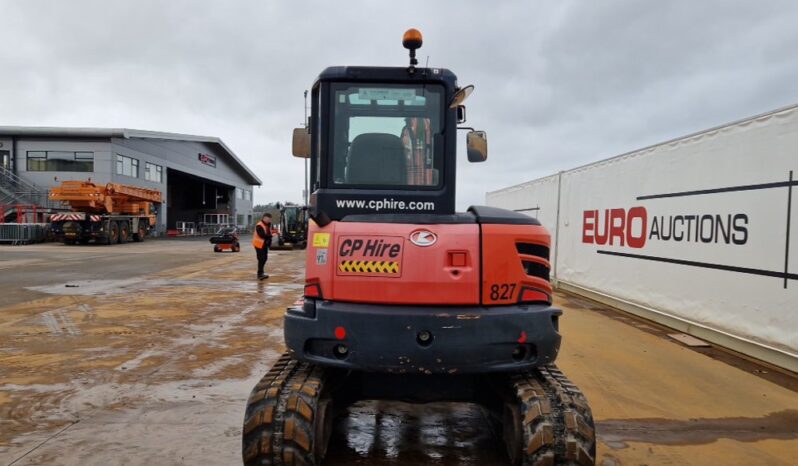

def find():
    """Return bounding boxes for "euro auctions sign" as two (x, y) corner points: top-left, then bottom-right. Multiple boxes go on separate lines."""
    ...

(580, 172), (795, 289)
(487, 104), (798, 363)
(583, 208), (749, 248)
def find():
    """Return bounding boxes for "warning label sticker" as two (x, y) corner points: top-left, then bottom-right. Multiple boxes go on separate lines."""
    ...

(336, 235), (403, 277)
(312, 232), (330, 248)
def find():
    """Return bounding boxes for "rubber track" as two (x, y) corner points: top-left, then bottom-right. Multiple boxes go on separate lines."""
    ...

(510, 364), (596, 466)
(242, 353), (328, 466)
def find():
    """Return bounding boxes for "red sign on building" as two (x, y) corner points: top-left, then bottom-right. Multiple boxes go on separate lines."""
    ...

(198, 152), (216, 167)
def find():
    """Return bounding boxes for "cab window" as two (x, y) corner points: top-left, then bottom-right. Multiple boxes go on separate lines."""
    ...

(330, 84), (444, 188)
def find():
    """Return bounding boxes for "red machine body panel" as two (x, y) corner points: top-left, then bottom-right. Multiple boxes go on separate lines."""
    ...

(305, 220), (480, 306)
(481, 224), (553, 305)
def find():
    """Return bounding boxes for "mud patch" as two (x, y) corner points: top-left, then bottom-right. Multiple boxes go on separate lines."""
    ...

(598, 410), (798, 448)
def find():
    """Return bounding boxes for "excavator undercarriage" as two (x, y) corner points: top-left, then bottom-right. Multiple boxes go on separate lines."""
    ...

(243, 353), (595, 465)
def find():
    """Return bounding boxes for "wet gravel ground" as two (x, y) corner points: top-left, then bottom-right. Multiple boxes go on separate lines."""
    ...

(1, 240), (796, 465)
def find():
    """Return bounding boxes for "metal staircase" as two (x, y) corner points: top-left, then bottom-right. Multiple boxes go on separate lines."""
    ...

(0, 166), (56, 223)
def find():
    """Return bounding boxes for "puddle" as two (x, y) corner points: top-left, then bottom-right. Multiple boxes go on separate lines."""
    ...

(1, 383), (72, 394)
(27, 279), (144, 296)
(325, 401), (504, 465)
(26, 278), (302, 296)
(115, 350), (168, 372)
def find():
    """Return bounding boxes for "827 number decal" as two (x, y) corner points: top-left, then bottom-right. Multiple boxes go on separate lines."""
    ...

(490, 283), (516, 301)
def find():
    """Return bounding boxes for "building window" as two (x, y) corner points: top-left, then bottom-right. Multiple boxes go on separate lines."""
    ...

(236, 214), (244, 225)
(116, 154), (139, 178)
(144, 162), (162, 182)
(26, 151), (94, 172)
(236, 188), (251, 201)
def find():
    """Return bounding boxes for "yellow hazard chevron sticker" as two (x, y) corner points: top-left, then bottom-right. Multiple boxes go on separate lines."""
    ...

(338, 260), (400, 274)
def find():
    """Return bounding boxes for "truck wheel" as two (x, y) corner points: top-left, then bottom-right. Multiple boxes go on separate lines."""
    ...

(298, 240), (307, 250)
(119, 222), (129, 243)
(214, 245), (221, 253)
(108, 222), (119, 245)
(134, 223), (147, 242)
(233, 243), (240, 252)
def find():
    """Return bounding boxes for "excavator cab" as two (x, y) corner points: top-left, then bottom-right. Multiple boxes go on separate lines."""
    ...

(244, 29), (595, 466)
(292, 36), (486, 222)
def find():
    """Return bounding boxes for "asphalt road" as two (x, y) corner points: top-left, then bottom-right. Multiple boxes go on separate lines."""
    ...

(0, 240), (796, 465)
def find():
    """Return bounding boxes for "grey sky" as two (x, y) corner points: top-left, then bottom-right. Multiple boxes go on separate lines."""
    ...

(2, 0), (797, 209)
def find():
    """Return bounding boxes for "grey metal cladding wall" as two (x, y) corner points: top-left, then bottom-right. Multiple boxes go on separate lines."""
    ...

(15, 138), (113, 189)
(111, 137), (253, 188)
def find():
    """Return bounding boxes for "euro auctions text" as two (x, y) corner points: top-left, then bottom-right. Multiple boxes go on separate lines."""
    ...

(583, 207), (749, 248)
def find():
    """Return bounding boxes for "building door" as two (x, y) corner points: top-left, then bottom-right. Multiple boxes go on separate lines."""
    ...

(0, 150), (10, 171)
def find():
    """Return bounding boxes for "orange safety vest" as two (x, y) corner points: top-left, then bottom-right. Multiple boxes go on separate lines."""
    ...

(252, 220), (270, 249)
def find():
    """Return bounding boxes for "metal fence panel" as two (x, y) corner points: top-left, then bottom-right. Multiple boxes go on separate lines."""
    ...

(0, 223), (50, 245)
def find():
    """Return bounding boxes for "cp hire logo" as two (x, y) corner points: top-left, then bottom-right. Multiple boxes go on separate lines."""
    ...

(410, 230), (437, 247)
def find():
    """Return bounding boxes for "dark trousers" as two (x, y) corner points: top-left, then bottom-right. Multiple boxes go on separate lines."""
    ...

(256, 247), (269, 276)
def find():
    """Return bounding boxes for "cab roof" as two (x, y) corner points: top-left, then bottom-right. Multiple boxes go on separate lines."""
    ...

(315, 66), (458, 87)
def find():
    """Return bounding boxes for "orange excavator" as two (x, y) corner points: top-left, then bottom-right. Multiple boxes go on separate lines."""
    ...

(49, 180), (161, 245)
(242, 30), (596, 465)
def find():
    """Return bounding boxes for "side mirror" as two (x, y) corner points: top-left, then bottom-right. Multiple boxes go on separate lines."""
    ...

(466, 130), (488, 162)
(292, 127), (310, 158)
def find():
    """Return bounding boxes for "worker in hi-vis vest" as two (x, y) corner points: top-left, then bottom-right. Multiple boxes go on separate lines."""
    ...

(252, 213), (272, 280)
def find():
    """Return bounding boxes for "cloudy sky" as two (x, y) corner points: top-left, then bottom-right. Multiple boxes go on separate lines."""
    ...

(2, 0), (797, 209)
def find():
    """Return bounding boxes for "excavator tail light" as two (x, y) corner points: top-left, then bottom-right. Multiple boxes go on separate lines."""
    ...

(304, 281), (323, 299)
(518, 286), (552, 305)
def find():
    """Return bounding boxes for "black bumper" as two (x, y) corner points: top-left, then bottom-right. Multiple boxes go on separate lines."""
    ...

(284, 299), (562, 374)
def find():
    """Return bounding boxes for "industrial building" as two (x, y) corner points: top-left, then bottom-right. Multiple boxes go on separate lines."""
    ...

(0, 127), (261, 232)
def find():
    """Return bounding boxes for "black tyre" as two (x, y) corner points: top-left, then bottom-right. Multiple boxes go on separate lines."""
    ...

(133, 222), (147, 242)
(242, 354), (333, 466)
(298, 240), (307, 250)
(233, 243), (240, 252)
(108, 222), (119, 245)
(214, 245), (221, 252)
(504, 365), (595, 466)
(118, 221), (129, 243)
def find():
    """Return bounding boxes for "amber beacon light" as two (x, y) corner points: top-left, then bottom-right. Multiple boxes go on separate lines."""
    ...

(402, 28), (423, 51)
(402, 28), (423, 69)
